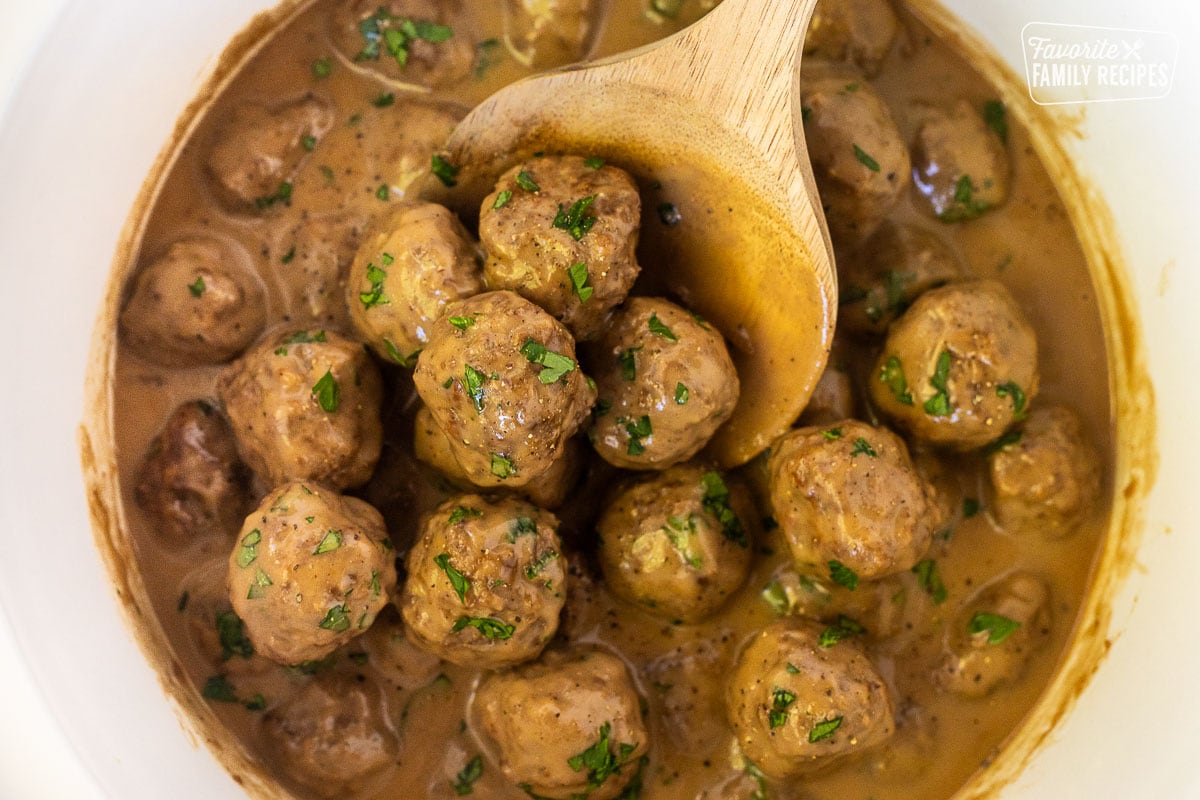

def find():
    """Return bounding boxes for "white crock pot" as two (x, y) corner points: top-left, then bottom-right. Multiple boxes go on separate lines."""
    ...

(1, 1), (1197, 798)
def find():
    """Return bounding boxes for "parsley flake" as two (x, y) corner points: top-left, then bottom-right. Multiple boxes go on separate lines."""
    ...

(453, 754), (484, 795)
(515, 170), (539, 192)
(520, 339), (577, 384)
(768, 687), (797, 729)
(491, 453), (514, 479)
(701, 471), (747, 547)
(809, 716), (843, 743)
(492, 189), (512, 210)
(880, 355), (914, 405)
(968, 611), (1022, 644)
(567, 261), (593, 302)
(431, 154), (459, 187)
(853, 143), (881, 172)
(675, 382), (689, 405)
(464, 365), (487, 413)
(312, 369), (340, 413)
(236, 529), (261, 568)
(828, 560), (859, 591)
(648, 313), (677, 341)
(912, 559), (948, 604)
(318, 604), (351, 632)
(448, 506), (483, 524)
(996, 381), (1027, 419)
(850, 437), (877, 458)
(923, 350), (953, 416)
(553, 195), (597, 240)
(313, 529), (343, 555)
(434, 553), (471, 603)
(188, 276), (206, 298)
(451, 615), (514, 639)
(818, 615), (866, 647)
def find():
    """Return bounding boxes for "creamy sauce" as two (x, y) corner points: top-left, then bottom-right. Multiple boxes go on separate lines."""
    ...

(104, 1), (1114, 798)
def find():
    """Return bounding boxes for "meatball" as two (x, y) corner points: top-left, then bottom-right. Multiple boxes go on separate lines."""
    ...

(346, 201), (483, 367)
(838, 221), (963, 336)
(227, 481), (397, 665)
(804, 0), (899, 75)
(727, 617), (894, 779)
(768, 419), (940, 580)
(206, 97), (332, 211)
(596, 464), (754, 621)
(937, 573), (1050, 697)
(912, 100), (1010, 222)
(503, 0), (602, 69)
(400, 495), (566, 668)
(218, 328), (383, 490)
(330, 1), (476, 89)
(869, 280), (1039, 451)
(988, 406), (1101, 536)
(799, 358), (855, 426)
(120, 237), (266, 367)
(588, 297), (739, 470)
(135, 400), (252, 548)
(412, 291), (596, 488)
(479, 155), (641, 340)
(800, 72), (910, 242)
(262, 672), (399, 798)
(412, 404), (584, 509)
(280, 212), (367, 329)
(475, 648), (648, 800)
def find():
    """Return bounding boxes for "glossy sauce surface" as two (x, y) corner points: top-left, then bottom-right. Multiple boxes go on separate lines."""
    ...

(110, 1), (1112, 798)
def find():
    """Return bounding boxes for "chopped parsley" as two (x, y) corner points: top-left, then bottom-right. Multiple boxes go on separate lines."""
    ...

(354, 10), (453, 68)
(376, 183), (390, 201)
(524, 549), (560, 580)
(809, 716), (843, 743)
(515, 170), (540, 192)
(850, 437), (877, 458)
(663, 515), (703, 569)
(984, 429), (1023, 455)
(984, 100), (1008, 144)
(472, 38), (502, 79)
(963, 497), (981, 518)
(431, 154), (459, 187)
(923, 350), (953, 416)
(373, 92), (395, 108)
(879, 355), (914, 405)
(618, 346), (641, 381)
(818, 615), (866, 648)
(236, 529), (261, 568)
(318, 604), (351, 632)
(761, 580), (790, 615)
(520, 339), (577, 384)
(623, 415), (652, 456)
(464, 365), (487, 413)
(584, 156), (606, 169)
(188, 276), (206, 298)
(567, 261), (593, 302)
(280, 246), (297, 264)
(383, 339), (419, 367)
(912, 559), (948, 604)
(996, 381), (1028, 419)
(508, 516), (538, 542)
(701, 471), (748, 547)
(828, 560), (859, 591)
(768, 686), (797, 729)
(313, 529), (343, 555)
(674, 382), (689, 405)
(491, 453), (514, 479)
(448, 506), (483, 524)
(311, 369), (340, 413)
(853, 143), (881, 172)
(300, 135), (316, 153)
(553, 195), (598, 240)
(434, 553), (471, 603)
(492, 189), (512, 210)
(451, 615), (514, 639)
(254, 180), (293, 210)
(453, 754), (484, 795)
(201, 675), (239, 703)
(246, 568), (273, 600)
(968, 611), (1022, 644)
(938, 174), (991, 222)
(311, 58), (332, 79)
(448, 315), (476, 331)
(648, 313), (677, 341)
(359, 261), (389, 308)
(823, 427), (843, 440)
(216, 611), (254, 660)
(657, 202), (682, 226)
(567, 722), (638, 789)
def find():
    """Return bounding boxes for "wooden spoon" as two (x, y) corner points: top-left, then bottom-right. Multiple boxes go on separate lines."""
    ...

(428, 0), (834, 468)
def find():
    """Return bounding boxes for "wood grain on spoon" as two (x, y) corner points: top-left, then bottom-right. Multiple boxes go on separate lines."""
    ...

(427, 0), (835, 467)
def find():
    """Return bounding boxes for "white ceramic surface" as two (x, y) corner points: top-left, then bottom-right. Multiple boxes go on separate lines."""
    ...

(0, 1), (1198, 798)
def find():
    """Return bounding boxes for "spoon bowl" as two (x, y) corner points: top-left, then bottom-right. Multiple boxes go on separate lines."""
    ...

(426, 0), (835, 466)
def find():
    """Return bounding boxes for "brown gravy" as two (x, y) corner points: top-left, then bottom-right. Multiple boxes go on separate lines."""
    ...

(105, 1), (1113, 798)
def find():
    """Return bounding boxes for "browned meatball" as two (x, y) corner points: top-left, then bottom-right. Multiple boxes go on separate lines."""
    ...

(768, 420), (940, 580)
(869, 280), (1039, 451)
(262, 672), (398, 798)
(479, 155), (641, 340)
(218, 329), (383, 490)
(727, 617), (894, 779)
(206, 97), (332, 212)
(804, 0), (899, 75)
(400, 495), (565, 668)
(801, 72), (910, 242)
(503, 0), (602, 69)
(412, 291), (596, 488)
(838, 221), (963, 336)
(135, 401), (252, 549)
(330, 1), (476, 89)
(280, 212), (367, 329)
(988, 406), (1101, 536)
(120, 237), (266, 367)
(412, 404), (584, 509)
(475, 648), (648, 800)
(937, 573), (1050, 697)
(346, 201), (483, 367)
(588, 297), (739, 470)
(912, 100), (1010, 222)
(228, 481), (397, 665)
(596, 464), (754, 621)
